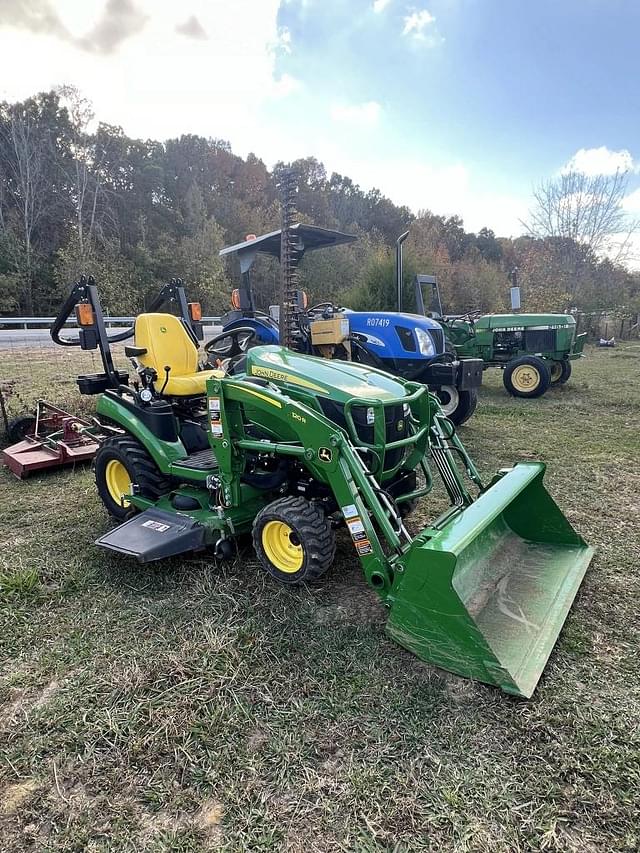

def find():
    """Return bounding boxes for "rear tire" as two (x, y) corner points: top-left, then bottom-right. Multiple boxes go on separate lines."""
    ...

(503, 356), (551, 398)
(94, 435), (171, 520)
(6, 414), (36, 443)
(435, 386), (478, 426)
(253, 496), (336, 584)
(549, 359), (572, 385)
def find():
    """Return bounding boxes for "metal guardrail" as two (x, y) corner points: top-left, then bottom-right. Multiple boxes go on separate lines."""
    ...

(0, 316), (222, 330)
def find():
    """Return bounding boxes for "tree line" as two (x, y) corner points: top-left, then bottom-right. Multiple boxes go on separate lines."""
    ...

(1, 88), (638, 320)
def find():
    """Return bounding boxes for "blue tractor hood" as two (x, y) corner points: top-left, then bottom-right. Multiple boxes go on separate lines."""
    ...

(346, 310), (446, 360)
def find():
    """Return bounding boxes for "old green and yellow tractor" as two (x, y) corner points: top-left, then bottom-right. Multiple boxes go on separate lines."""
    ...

(415, 273), (587, 398)
(446, 313), (585, 397)
(50, 269), (593, 698)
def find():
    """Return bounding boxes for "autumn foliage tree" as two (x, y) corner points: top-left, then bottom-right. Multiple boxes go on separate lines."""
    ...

(0, 89), (638, 321)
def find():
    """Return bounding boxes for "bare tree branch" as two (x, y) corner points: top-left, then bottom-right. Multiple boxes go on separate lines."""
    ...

(523, 169), (637, 262)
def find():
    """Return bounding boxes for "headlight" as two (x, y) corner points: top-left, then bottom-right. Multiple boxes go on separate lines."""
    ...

(415, 327), (435, 357)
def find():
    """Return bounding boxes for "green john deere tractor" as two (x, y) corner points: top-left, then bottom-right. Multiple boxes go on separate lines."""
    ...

(415, 273), (587, 398)
(50, 264), (594, 697)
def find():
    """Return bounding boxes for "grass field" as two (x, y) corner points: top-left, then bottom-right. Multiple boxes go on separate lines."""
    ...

(1, 346), (639, 852)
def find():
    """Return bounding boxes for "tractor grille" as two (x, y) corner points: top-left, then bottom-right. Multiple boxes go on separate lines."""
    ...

(429, 328), (444, 354)
(318, 399), (408, 471)
(525, 329), (556, 352)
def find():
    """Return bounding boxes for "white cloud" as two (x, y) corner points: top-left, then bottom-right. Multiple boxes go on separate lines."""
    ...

(0, 0), (289, 143)
(403, 8), (435, 39)
(269, 73), (303, 98)
(373, 0), (392, 13)
(561, 146), (636, 176)
(622, 187), (640, 212)
(369, 160), (528, 236)
(287, 134), (529, 236)
(330, 101), (382, 125)
(0, 0), (526, 243)
(272, 25), (292, 54)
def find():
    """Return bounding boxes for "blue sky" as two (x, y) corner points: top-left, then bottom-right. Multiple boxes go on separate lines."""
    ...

(268, 0), (640, 234)
(1, 0), (639, 239)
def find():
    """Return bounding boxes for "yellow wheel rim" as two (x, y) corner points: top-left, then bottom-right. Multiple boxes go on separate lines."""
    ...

(105, 459), (131, 507)
(549, 361), (562, 381)
(262, 521), (303, 573)
(511, 364), (540, 392)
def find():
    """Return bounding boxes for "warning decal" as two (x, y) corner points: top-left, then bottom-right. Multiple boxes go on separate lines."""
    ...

(341, 504), (373, 557)
(141, 520), (171, 532)
(355, 540), (373, 556)
(208, 396), (223, 436)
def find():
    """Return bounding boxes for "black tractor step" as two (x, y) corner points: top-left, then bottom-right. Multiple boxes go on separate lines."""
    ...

(96, 508), (205, 563)
(175, 448), (217, 470)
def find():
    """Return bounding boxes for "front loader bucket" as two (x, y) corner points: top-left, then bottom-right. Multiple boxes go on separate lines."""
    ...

(386, 463), (594, 697)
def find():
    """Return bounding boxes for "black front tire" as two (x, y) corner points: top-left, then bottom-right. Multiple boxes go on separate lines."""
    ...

(435, 386), (478, 426)
(549, 359), (572, 385)
(94, 435), (171, 520)
(252, 496), (336, 584)
(503, 356), (551, 398)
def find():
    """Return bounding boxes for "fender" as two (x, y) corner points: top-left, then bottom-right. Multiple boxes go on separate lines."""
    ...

(96, 391), (187, 473)
(222, 315), (279, 345)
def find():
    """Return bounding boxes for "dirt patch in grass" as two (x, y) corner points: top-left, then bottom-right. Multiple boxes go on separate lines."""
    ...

(1, 779), (41, 815)
(1, 677), (66, 727)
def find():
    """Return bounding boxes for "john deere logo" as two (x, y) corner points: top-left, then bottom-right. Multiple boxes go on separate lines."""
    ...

(396, 419), (405, 432)
(160, 326), (167, 333)
(318, 447), (332, 463)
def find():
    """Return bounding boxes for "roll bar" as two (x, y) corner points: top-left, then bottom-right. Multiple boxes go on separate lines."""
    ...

(50, 275), (203, 390)
(415, 274), (441, 318)
(50, 275), (134, 348)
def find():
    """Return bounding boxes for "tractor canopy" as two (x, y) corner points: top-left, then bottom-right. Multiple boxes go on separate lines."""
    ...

(219, 224), (357, 319)
(220, 223), (357, 267)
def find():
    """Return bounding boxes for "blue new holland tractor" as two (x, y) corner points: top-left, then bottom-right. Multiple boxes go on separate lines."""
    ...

(210, 224), (483, 425)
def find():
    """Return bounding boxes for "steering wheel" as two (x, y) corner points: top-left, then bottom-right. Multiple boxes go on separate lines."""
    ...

(204, 327), (258, 363)
(307, 301), (338, 316)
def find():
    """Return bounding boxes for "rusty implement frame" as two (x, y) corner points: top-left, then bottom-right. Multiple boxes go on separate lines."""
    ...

(2, 400), (105, 479)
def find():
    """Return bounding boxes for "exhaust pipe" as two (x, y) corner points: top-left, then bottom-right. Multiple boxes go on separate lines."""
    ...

(396, 231), (409, 312)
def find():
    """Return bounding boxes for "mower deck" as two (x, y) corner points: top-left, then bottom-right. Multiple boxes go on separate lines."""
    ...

(2, 400), (103, 479)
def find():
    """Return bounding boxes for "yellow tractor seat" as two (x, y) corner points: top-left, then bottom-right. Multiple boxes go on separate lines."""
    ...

(133, 313), (223, 396)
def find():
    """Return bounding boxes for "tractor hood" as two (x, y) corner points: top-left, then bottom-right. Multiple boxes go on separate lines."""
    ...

(345, 311), (445, 358)
(345, 310), (443, 331)
(474, 313), (576, 330)
(245, 345), (410, 402)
